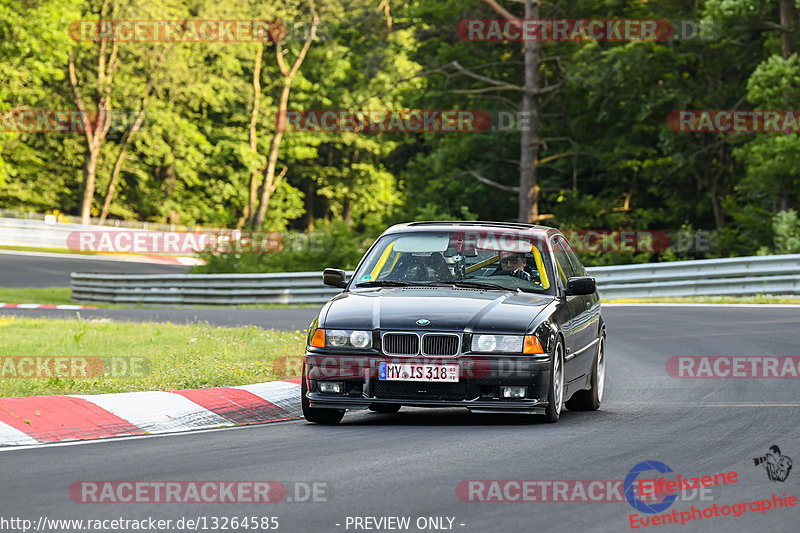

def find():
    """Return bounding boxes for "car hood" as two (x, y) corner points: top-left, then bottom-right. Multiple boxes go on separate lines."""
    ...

(321, 287), (552, 333)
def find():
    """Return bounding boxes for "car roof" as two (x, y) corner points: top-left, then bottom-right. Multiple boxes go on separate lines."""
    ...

(383, 221), (559, 236)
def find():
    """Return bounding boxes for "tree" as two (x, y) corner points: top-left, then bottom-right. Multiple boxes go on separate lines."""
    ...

(250, 0), (319, 229)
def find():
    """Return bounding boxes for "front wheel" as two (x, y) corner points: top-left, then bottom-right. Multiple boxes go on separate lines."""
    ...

(565, 335), (605, 412)
(542, 340), (565, 423)
(301, 374), (345, 425)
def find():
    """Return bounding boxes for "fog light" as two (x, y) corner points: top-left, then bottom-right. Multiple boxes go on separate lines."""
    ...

(501, 386), (527, 399)
(318, 381), (344, 394)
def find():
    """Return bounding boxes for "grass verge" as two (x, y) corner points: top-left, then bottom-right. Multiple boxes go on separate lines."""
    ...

(0, 317), (306, 397)
(0, 245), (102, 255)
(0, 287), (315, 309)
(0, 288), (75, 306)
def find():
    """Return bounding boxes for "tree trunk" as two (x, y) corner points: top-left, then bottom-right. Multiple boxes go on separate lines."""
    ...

(253, 2), (318, 229)
(342, 198), (352, 226)
(80, 145), (100, 224)
(780, 0), (794, 59)
(304, 180), (315, 231)
(99, 85), (150, 224)
(70, 0), (118, 225)
(254, 85), (288, 227)
(247, 40), (265, 225)
(518, 0), (540, 223)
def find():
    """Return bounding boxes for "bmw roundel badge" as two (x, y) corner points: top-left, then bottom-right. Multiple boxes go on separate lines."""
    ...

(416, 319), (431, 326)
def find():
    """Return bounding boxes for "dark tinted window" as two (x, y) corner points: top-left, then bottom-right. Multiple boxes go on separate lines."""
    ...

(551, 237), (579, 283)
(562, 239), (587, 277)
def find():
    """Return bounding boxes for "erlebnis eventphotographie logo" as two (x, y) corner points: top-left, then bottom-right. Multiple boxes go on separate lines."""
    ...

(752, 445), (793, 482)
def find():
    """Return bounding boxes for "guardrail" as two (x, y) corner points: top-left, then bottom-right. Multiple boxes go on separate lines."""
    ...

(71, 272), (349, 305)
(0, 216), (215, 252)
(590, 254), (800, 299)
(70, 254), (800, 305)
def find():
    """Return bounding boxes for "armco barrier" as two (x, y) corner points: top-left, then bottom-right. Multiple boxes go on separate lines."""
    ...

(71, 272), (349, 305)
(70, 254), (800, 305)
(0, 216), (210, 252)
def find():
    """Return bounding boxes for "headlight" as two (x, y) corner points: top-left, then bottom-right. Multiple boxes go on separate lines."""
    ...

(472, 334), (523, 353)
(350, 330), (371, 348)
(322, 329), (372, 349)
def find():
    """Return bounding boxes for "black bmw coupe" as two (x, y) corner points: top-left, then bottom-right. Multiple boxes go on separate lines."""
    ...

(302, 221), (605, 424)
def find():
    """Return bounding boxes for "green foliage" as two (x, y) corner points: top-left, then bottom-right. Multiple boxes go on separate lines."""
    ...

(773, 210), (800, 253)
(758, 209), (800, 254)
(193, 221), (379, 273)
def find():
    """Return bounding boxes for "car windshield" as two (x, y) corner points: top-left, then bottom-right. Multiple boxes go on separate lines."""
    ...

(352, 229), (555, 295)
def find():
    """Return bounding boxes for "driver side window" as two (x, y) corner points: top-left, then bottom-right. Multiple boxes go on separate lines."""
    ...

(551, 237), (579, 286)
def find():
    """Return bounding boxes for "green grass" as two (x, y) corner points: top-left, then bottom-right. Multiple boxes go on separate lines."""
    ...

(0, 245), (101, 255)
(606, 295), (800, 304)
(0, 317), (307, 398)
(0, 287), (316, 309)
(0, 288), (74, 305)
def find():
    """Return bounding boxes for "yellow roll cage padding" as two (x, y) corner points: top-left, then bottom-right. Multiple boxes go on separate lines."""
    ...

(368, 241), (395, 281)
(530, 246), (550, 289)
(464, 255), (499, 274)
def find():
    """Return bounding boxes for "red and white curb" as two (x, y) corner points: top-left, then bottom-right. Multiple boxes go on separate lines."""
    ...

(0, 303), (98, 310)
(96, 253), (206, 266)
(0, 379), (302, 447)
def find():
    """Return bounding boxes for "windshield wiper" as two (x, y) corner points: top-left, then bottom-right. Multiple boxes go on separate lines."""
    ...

(429, 280), (515, 292)
(355, 280), (424, 288)
(430, 280), (540, 294)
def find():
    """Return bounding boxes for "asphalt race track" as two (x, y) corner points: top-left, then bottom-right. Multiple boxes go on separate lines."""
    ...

(1, 305), (799, 532)
(0, 251), (188, 287)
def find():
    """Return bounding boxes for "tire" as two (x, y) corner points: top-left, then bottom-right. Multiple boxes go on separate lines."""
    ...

(542, 340), (565, 423)
(368, 403), (401, 413)
(301, 374), (345, 425)
(565, 335), (605, 412)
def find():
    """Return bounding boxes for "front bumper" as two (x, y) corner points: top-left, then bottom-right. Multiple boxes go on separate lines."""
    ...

(303, 352), (552, 414)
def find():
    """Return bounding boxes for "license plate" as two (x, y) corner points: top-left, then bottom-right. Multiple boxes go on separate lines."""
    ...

(378, 362), (459, 382)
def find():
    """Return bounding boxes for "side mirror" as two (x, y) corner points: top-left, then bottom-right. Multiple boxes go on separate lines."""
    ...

(323, 268), (348, 288)
(565, 276), (596, 296)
